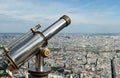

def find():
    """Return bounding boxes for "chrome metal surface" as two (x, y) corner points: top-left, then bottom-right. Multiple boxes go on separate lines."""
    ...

(42, 15), (71, 40)
(8, 25), (40, 50)
(8, 32), (33, 50)
(29, 66), (51, 73)
(42, 19), (66, 40)
(28, 66), (51, 78)
(9, 33), (45, 67)
(35, 53), (44, 72)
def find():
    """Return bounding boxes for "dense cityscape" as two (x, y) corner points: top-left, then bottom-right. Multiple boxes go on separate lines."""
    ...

(0, 33), (120, 78)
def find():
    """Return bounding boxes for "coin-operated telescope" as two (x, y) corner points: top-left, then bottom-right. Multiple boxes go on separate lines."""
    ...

(0, 15), (71, 78)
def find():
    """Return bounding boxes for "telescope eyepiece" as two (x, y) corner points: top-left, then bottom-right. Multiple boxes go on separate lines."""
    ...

(60, 15), (71, 26)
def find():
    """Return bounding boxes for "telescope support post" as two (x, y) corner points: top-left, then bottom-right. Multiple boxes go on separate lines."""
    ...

(35, 52), (44, 72)
(28, 48), (51, 78)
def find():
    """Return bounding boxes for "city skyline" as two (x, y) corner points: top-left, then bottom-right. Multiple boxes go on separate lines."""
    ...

(0, 0), (120, 33)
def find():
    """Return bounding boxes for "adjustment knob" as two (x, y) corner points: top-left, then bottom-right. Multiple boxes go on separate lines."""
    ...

(41, 48), (50, 57)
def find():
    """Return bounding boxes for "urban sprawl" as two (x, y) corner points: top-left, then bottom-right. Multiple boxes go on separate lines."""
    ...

(0, 33), (120, 78)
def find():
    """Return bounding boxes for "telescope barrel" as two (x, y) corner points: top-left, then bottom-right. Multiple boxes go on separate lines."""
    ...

(8, 24), (41, 50)
(42, 15), (71, 40)
(3, 15), (71, 71)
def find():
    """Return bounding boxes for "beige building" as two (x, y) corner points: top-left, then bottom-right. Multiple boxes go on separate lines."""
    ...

(48, 73), (63, 78)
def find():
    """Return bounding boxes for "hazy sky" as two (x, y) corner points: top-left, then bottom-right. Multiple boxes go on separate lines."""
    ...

(0, 0), (120, 33)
